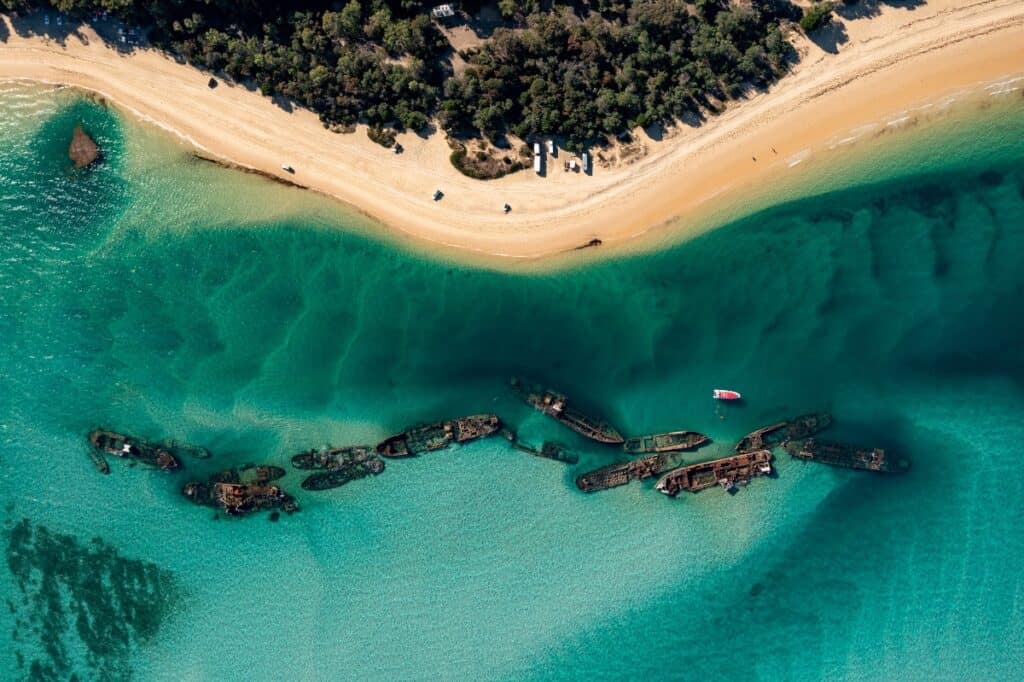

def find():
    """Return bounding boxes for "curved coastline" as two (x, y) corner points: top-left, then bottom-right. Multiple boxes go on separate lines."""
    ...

(1, 0), (1023, 263)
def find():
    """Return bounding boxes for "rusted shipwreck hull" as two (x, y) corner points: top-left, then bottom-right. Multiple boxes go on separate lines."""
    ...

(786, 438), (909, 473)
(376, 414), (501, 457)
(511, 377), (623, 444)
(735, 413), (832, 452)
(656, 450), (774, 496)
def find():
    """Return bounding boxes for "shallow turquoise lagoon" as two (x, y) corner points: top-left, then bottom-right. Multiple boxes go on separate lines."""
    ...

(1, 83), (1023, 680)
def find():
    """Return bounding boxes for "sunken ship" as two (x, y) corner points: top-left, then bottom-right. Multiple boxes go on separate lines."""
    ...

(292, 445), (376, 470)
(301, 459), (385, 491)
(182, 466), (297, 516)
(511, 378), (624, 444)
(623, 430), (709, 454)
(88, 430), (180, 471)
(786, 439), (909, 473)
(735, 413), (832, 453)
(376, 414), (501, 457)
(576, 452), (687, 493)
(503, 429), (579, 464)
(655, 450), (774, 496)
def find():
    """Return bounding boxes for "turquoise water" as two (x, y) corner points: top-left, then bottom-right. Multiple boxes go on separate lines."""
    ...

(2, 82), (1024, 680)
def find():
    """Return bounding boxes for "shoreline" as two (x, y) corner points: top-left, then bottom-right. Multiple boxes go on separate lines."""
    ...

(1, 1), (1023, 262)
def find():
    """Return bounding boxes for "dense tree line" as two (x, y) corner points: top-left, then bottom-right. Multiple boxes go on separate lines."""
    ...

(442, 1), (799, 147)
(3, 0), (805, 152)
(4, 0), (450, 131)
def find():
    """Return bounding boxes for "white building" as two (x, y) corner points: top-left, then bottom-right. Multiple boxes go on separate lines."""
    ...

(431, 4), (456, 19)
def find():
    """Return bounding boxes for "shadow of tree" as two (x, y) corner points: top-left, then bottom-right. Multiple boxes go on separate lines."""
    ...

(406, 120), (433, 139)
(432, 8), (507, 41)
(837, 0), (927, 21)
(808, 20), (850, 55)
(463, 4), (507, 40)
(271, 93), (294, 113)
(678, 110), (708, 129)
(8, 11), (147, 55)
(643, 122), (665, 142)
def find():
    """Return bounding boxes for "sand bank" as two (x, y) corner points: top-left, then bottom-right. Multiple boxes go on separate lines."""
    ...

(1, 0), (1023, 260)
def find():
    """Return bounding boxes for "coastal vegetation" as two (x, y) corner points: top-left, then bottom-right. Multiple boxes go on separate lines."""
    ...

(441, 1), (799, 149)
(367, 125), (397, 148)
(4, 0), (806, 172)
(799, 1), (835, 32)
(449, 140), (529, 179)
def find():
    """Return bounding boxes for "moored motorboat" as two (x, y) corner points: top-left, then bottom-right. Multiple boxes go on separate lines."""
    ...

(713, 389), (742, 401)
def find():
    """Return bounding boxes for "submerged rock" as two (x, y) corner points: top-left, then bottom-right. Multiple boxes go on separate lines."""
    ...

(4, 517), (179, 679)
(68, 124), (100, 168)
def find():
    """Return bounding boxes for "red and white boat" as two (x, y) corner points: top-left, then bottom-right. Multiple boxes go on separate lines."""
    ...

(713, 389), (742, 401)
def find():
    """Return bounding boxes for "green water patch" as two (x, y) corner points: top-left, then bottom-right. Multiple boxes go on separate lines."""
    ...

(0, 91), (130, 249)
(4, 517), (180, 681)
(0, 91), (131, 429)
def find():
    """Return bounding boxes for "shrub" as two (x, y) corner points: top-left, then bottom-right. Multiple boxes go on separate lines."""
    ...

(800, 2), (836, 32)
(450, 148), (525, 180)
(367, 126), (396, 148)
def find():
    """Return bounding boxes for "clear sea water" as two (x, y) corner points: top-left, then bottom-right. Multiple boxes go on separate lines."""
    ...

(1, 82), (1023, 680)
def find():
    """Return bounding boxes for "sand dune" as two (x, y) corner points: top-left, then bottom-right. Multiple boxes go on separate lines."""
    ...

(1, 0), (1023, 260)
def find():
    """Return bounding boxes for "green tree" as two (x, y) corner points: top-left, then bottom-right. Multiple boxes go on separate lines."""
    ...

(800, 2), (836, 32)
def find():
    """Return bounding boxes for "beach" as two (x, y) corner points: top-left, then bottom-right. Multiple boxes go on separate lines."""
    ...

(0, 0), (1022, 258)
